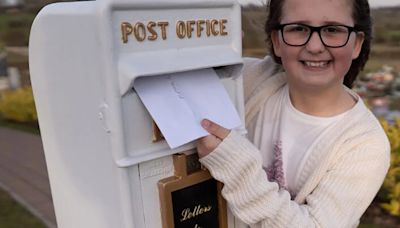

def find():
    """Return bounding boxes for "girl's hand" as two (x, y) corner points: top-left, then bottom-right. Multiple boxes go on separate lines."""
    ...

(196, 119), (230, 158)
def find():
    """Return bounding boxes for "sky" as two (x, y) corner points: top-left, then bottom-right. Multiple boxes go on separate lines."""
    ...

(237, 0), (400, 8)
(369, 0), (400, 8)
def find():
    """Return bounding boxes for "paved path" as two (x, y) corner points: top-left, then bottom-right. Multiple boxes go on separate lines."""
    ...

(0, 127), (56, 228)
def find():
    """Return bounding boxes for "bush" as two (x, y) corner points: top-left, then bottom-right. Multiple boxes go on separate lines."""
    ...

(380, 119), (400, 216)
(0, 86), (37, 123)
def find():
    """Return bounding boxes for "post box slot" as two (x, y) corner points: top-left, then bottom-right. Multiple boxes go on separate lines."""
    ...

(118, 47), (243, 96)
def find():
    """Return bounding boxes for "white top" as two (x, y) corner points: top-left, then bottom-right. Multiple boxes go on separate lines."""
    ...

(257, 83), (351, 195)
(280, 85), (349, 194)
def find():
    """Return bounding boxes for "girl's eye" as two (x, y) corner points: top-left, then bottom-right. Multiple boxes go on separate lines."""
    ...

(285, 25), (309, 33)
(323, 26), (347, 33)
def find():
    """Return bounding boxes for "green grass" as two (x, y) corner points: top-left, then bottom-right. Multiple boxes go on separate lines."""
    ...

(0, 117), (40, 135)
(358, 224), (378, 228)
(0, 12), (35, 32)
(0, 188), (45, 228)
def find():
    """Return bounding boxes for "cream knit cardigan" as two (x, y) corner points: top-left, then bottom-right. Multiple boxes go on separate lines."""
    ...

(199, 57), (390, 228)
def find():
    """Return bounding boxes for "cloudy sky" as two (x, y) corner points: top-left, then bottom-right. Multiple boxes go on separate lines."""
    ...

(238, 0), (400, 8)
(368, 0), (399, 8)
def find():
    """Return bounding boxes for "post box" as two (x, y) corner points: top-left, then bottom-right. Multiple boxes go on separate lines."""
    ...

(29, 0), (246, 227)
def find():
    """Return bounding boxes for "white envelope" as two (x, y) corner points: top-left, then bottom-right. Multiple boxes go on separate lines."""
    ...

(133, 68), (241, 148)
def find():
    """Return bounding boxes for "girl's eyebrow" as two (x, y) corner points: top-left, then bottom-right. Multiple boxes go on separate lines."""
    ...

(322, 21), (353, 26)
(282, 20), (352, 26)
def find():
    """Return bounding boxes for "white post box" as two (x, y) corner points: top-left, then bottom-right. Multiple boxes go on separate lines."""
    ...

(29, 0), (246, 227)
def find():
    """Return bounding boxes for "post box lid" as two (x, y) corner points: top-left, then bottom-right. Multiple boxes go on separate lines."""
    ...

(118, 46), (242, 95)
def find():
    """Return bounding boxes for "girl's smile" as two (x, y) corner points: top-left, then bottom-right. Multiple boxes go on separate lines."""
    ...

(301, 60), (332, 71)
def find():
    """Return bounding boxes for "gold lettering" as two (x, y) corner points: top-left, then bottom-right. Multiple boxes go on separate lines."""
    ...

(219, 19), (228, 36)
(198, 207), (204, 214)
(121, 22), (133, 43)
(147, 21), (158, 41)
(186, 20), (196, 38)
(176, 21), (186, 39)
(181, 208), (190, 221)
(211, 19), (219, 36)
(180, 205), (212, 222)
(134, 22), (146, 42)
(206, 20), (211, 37)
(193, 205), (199, 216)
(157, 21), (169, 40)
(196, 20), (205, 37)
(120, 19), (228, 43)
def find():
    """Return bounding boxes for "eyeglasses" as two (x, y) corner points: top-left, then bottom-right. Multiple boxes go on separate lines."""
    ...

(277, 23), (358, 48)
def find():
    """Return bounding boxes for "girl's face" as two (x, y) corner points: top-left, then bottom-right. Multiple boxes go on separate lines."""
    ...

(271, 0), (365, 91)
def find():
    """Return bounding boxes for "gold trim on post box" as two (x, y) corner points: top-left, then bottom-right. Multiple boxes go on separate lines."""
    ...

(158, 153), (227, 228)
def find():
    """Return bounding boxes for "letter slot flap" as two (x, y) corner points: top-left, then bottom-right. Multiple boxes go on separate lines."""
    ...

(118, 49), (243, 96)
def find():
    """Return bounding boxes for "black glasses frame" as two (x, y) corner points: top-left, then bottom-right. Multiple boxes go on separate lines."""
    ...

(277, 23), (358, 48)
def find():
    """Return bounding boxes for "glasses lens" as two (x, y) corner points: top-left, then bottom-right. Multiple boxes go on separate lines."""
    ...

(282, 24), (310, 46)
(320, 25), (350, 47)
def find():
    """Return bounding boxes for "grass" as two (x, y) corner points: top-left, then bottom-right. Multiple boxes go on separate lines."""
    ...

(0, 188), (45, 228)
(358, 225), (378, 228)
(0, 12), (36, 31)
(0, 117), (40, 135)
(0, 12), (35, 30)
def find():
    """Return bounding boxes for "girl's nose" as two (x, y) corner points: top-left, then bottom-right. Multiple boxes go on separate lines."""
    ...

(305, 31), (326, 53)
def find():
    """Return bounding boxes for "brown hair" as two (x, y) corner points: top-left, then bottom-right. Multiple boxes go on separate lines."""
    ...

(265, 0), (372, 88)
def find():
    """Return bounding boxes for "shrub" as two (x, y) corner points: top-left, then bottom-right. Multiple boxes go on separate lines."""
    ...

(0, 86), (37, 123)
(380, 119), (400, 216)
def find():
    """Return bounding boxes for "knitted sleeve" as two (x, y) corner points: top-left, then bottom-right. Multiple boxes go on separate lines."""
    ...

(199, 131), (390, 228)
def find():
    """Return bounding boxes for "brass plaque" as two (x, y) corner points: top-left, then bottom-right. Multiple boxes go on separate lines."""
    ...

(158, 153), (227, 228)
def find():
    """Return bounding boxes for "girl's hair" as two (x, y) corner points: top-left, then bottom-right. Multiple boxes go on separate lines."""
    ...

(265, 0), (372, 88)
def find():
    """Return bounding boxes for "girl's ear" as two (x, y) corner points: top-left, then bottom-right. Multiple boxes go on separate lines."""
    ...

(271, 30), (282, 57)
(352, 32), (365, 59)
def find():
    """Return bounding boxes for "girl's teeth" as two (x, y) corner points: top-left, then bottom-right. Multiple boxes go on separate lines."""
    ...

(304, 61), (328, 67)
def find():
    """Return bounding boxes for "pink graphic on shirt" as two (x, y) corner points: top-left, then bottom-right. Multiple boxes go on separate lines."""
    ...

(265, 140), (287, 190)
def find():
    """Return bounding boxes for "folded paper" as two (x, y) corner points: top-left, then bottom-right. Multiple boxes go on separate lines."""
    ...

(133, 68), (241, 148)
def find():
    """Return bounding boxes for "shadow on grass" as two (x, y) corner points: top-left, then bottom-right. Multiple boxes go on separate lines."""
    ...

(0, 117), (40, 135)
(0, 188), (45, 228)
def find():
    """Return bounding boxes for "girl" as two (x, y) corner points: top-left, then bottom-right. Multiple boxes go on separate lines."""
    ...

(196, 0), (390, 227)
